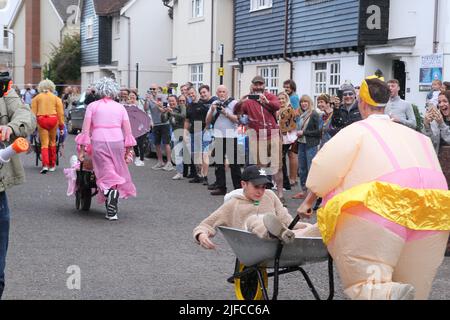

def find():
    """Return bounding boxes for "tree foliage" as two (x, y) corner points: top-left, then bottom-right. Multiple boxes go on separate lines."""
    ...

(43, 34), (81, 90)
(412, 104), (424, 132)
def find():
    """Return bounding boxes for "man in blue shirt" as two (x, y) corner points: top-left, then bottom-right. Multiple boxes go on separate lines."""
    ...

(283, 79), (300, 110)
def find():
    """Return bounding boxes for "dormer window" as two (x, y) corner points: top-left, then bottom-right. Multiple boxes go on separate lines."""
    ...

(250, 0), (272, 12)
(86, 17), (94, 39)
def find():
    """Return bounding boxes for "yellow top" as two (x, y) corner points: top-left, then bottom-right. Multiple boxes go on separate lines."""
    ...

(318, 181), (450, 245)
(31, 92), (65, 128)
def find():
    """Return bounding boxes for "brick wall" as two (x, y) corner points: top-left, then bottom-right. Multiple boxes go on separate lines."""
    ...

(24, 0), (41, 84)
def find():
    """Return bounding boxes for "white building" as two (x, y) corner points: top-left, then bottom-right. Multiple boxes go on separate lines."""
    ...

(234, 0), (450, 109)
(80, 0), (173, 92)
(169, 0), (234, 92)
(8, 0), (80, 86)
(294, 0), (450, 108)
(0, 0), (19, 71)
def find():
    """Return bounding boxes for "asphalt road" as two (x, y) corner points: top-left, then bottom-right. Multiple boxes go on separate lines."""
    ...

(2, 135), (449, 300)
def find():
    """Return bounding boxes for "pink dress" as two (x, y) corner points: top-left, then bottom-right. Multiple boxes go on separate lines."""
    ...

(75, 98), (137, 201)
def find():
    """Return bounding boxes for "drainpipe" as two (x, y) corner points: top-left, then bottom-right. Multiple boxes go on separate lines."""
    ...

(433, 0), (439, 53)
(210, 0), (215, 89)
(283, 0), (293, 79)
(122, 14), (131, 88)
(162, 0), (174, 19)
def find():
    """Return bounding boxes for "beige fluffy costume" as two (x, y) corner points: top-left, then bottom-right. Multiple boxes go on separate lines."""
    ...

(193, 189), (319, 243)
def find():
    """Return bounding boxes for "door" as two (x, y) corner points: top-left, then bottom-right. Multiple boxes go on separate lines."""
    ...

(393, 60), (406, 99)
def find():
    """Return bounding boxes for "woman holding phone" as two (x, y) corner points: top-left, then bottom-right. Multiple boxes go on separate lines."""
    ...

(423, 90), (450, 256)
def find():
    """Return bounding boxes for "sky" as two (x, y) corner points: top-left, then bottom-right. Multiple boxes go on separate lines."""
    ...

(0, 0), (20, 27)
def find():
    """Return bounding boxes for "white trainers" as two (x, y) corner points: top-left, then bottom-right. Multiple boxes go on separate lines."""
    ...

(152, 162), (165, 170)
(106, 214), (118, 221)
(105, 189), (119, 220)
(172, 173), (184, 180)
(134, 159), (145, 167)
(162, 162), (175, 171)
(49, 167), (56, 172)
(40, 167), (49, 174)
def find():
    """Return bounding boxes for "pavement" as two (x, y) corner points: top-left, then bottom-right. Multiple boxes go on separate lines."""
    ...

(2, 135), (449, 300)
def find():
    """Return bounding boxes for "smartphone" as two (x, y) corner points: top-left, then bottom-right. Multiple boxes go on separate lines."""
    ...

(248, 94), (260, 101)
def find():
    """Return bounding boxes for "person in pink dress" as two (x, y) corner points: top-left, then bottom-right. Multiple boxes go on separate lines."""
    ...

(75, 78), (137, 221)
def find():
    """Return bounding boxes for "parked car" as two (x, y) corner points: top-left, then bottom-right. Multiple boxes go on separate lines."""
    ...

(67, 92), (86, 134)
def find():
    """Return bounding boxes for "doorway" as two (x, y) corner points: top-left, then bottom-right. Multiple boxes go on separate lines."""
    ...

(393, 60), (406, 99)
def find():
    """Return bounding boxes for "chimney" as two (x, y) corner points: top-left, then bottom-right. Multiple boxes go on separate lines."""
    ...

(25, 0), (41, 85)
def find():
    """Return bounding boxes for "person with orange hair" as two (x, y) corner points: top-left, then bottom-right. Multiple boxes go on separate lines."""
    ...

(297, 75), (450, 300)
(31, 79), (65, 174)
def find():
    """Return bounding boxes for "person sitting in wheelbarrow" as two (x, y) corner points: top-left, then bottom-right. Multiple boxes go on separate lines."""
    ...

(193, 165), (319, 250)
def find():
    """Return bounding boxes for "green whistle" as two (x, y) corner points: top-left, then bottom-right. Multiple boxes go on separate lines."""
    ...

(254, 201), (260, 206)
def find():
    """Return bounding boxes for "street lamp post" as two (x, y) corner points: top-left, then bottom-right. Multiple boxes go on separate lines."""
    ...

(5, 29), (15, 80)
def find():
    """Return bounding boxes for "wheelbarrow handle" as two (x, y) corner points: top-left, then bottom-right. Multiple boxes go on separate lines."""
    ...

(288, 215), (301, 230)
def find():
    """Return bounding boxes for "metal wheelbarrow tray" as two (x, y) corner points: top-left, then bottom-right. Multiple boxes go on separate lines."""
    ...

(219, 223), (334, 300)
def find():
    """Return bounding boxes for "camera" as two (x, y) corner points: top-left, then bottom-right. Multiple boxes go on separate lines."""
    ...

(163, 102), (168, 107)
(0, 72), (12, 98)
(216, 102), (224, 112)
(337, 89), (343, 101)
(248, 94), (260, 101)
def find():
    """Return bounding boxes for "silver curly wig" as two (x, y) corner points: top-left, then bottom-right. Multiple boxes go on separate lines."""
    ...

(94, 77), (120, 99)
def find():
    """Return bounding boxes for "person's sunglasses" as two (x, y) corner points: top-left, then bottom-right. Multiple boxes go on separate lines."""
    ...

(343, 92), (355, 97)
(149, 88), (156, 91)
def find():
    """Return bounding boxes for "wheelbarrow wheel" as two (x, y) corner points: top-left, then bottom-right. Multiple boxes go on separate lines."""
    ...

(35, 148), (41, 167)
(75, 190), (81, 210)
(234, 263), (268, 300)
(80, 187), (92, 211)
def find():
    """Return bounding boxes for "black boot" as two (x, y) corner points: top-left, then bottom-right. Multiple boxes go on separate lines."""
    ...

(210, 188), (227, 196)
(189, 176), (203, 183)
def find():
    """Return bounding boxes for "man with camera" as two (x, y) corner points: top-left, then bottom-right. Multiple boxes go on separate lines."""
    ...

(0, 71), (36, 298)
(205, 85), (241, 196)
(330, 83), (361, 136)
(20, 84), (36, 106)
(145, 84), (174, 171)
(234, 76), (284, 202)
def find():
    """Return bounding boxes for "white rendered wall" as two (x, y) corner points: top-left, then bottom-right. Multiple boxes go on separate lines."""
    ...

(293, 53), (364, 98)
(11, 3), (24, 86)
(172, 0), (234, 92)
(121, 0), (173, 91)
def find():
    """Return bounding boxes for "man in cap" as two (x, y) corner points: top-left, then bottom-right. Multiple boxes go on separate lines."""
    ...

(193, 166), (318, 249)
(234, 76), (285, 203)
(297, 75), (450, 300)
(330, 82), (361, 136)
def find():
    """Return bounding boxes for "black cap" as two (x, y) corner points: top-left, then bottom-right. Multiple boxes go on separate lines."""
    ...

(242, 166), (271, 186)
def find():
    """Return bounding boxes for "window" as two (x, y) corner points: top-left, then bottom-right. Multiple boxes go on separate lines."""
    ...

(190, 64), (204, 90)
(115, 18), (120, 36)
(192, 0), (203, 18)
(258, 66), (279, 95)
(3, 27), (8, 49)
(313, 61), (341, 102)
(87, 72), (94, 86)
(86, 17), (94, 39)
(250, 0), (273, 11)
